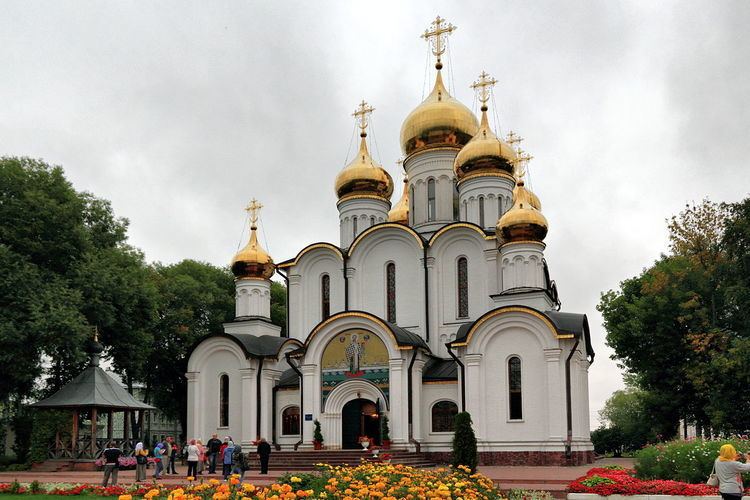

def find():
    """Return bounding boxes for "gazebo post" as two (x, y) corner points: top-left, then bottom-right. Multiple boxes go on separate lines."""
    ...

(123, 410), (130, 446)
(71, 410), (79, 458)
(107, 410), (113, 441)
(90, 407), (98, 456)
(138, 410), (144, 442)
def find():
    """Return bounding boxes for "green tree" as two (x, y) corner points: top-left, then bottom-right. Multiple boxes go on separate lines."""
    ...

(597, 387), (656, 451)
(451, 412), (478, 472)
(146, 260), (236, 435)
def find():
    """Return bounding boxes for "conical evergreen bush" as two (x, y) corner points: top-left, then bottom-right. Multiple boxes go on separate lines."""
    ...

(452, 411), (478, 472)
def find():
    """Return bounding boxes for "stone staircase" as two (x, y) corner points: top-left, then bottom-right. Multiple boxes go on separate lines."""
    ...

(246, 449), (435, 471)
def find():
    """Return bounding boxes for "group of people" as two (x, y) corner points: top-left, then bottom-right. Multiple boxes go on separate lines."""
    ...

(102, 434), (273, 486)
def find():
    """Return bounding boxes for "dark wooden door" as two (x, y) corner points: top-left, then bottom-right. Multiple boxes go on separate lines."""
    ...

(342, 399), (363, 449)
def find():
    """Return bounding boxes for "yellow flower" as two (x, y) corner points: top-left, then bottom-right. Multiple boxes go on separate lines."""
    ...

(119, 495), (132, 500)
(187, 476), (195, 481)
(290, 476), (302, 483)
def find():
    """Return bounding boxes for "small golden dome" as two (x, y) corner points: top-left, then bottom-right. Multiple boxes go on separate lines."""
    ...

(231, 206), (275, 280)
(334, 135), (394, 201)
(400, 71), (479, 155)
(454, 106), (516, 180)
(497, 180), (548, 243)
(388, 176), (409, 224)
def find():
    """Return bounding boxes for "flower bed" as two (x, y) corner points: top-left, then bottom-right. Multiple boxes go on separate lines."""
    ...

(0, 462), (503, 499)
(568, 466), (722, 497)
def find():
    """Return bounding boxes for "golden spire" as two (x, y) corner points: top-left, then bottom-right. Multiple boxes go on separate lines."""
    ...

(421, 15), (457, 70)
(245, 198), (263, 230)
(388, 163), (409, 225)
(471, 71), (498, 113)
(334, 101), (393, 201)
(231, 199), (274, 280)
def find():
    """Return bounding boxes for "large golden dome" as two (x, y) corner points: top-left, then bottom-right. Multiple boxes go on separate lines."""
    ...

(400, 71), (479, 156)
(388, 176), (409, 224)
(454, 105), (516, 181)
(497, 180), (548, 243)
(231, 214), (275, 280)
(334, 134), (394, 201)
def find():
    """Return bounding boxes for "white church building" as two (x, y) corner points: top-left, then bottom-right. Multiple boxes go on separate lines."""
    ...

(187, 17), (595, 465)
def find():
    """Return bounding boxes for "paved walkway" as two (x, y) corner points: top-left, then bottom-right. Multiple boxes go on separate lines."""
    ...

(0, 458), (634, 491)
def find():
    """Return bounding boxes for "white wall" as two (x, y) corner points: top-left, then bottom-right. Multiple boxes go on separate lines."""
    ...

(419, 383), (460, 451)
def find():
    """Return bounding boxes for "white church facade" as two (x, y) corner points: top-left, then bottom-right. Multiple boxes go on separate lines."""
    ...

(187, 17), (595, 465)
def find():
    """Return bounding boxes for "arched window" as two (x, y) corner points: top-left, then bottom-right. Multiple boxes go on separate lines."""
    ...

(352, 216), (358, 239)
(427, 179), (436, 221)
(508, 357), (523, 420)
(370, 215), (375, 227)
(498, 196), (503, 218)
(321, 274), (330, 320)
(457, 257), (469, 318)
(386, 262), (396, 323)
(409, 185), (415, 224)
(431, 401), (459, 432)
(479, 196), (485, 228)
(219, 374), (229, 427)
(281, 406), (300, 435)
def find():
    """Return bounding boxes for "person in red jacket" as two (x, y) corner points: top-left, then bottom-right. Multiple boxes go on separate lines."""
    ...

(218, 436), (230, 465)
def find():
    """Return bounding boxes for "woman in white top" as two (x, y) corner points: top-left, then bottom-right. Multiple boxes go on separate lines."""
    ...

(715, 444), (750, 500)
(185, 439), (200, 478)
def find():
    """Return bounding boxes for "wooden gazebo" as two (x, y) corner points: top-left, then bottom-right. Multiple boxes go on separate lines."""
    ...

(30, 338), (155, 464)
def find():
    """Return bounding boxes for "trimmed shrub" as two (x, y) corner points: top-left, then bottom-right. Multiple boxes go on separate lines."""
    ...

(452, 411), (478, 472)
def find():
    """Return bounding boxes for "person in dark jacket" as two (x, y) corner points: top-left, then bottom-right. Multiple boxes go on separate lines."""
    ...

(206, 434), (222, 474)
(101, 442), (122, 486)
(257, 438), (271, 475)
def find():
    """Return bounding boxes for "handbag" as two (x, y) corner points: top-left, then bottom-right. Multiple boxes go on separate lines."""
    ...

(707, 463), (719, 486)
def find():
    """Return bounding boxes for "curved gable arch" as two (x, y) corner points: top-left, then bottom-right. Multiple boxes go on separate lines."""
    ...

(277, 242), (344, 270)
(452, 306), (574, 353)
(302, 311), (408, 362)
(188, 336), (249, 372)
(348, 222), (424, 256)
(428, 222), (493, 247)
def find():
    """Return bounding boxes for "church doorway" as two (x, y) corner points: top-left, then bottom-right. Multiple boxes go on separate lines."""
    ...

(341, 398), (381, 449)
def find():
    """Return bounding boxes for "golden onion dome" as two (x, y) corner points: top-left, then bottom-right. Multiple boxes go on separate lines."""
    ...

(497, 180), (548, 243)
(400, 71), (479, 156)
(334, 133), (394, 202)
(388, 176), (410, 224)
(454, 105), (516, 180)
(231, 222), (275, 280)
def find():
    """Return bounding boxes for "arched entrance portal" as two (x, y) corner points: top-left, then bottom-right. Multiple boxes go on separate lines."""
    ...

(341, 398), (381, 449)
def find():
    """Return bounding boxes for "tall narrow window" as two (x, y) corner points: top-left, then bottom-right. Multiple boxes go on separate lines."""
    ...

(386, 262), (396, 323)
(219, 374), (229, 427)
(508, 357), (523, 420)
(479, 196), (485, 228)
(282, 406), (300, 435)
(370, 215), (376, 227)
(321, 274), (330, 320)
(353, 216), (358, 239)
(498, 196), (503, 218)
(427, 179), (436, 221)
(457, 257), (469, 318)
(409, 186), (415, 224)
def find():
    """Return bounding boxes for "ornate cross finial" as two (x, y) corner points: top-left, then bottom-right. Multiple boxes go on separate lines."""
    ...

(471, 71), (497, 106)
(353, 100), (374, 137)
(506, 130), (523, 148)
(245, 198), (263, 229)
(511, 148), (534, 180)
(421, 16), (457, 68)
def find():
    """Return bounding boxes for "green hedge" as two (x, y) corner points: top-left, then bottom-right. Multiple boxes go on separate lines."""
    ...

(635, 438), (750, 483)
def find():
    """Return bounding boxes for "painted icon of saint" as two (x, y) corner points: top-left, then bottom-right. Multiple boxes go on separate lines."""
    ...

(345, 334), (365, 375)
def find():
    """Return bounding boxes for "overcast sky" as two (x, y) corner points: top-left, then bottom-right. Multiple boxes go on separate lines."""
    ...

(2, 1), (749, 425)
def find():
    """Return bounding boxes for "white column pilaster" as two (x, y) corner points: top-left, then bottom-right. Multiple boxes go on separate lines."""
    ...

(186, 372), (200, 440)
(388, 357), (406, 445)
(300, 364), (317, 449)
(464, 353), (483, 438)
(544, 348), (564, 440)
(240, 367), (256, 446)
(410, 358), (427, 442)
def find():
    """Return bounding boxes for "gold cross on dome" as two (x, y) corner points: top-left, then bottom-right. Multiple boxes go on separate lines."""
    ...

(511, 149), (534, 179)
(245, 198), (263, 226)
(353, 100), (374, 134)
(471, 71), (497, 104)
(506, 130), (523, 147)
(421, 16), (457, 62)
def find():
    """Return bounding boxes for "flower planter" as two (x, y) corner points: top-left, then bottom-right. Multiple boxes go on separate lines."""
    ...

(313, 441), (323, 450)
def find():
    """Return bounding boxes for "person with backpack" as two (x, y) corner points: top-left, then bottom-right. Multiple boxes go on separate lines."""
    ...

(232, 444), (248, 480)
(134, 442), (148, 482)
(153, 443), (164, 479)
(222, 440), (234, 480)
